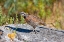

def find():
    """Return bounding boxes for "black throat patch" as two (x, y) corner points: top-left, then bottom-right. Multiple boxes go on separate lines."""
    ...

(24, 16), (26, 18)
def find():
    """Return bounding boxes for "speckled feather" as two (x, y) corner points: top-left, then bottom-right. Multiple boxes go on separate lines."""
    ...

(20, 12), (46, 29)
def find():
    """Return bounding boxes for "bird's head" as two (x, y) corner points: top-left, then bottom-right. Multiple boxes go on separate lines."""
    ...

(20, 12), (28, 17)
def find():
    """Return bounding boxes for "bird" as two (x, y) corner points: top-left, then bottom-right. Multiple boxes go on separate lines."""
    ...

(20, 12), (46, 33)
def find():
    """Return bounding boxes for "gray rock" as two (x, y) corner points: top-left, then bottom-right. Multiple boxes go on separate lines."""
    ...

(0, 24), (64, 42)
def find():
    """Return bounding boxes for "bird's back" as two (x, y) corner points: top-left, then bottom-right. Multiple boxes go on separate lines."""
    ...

(24, 14), (46, 28)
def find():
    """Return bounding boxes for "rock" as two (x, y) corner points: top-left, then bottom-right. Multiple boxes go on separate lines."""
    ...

(0, 24), (64, 42)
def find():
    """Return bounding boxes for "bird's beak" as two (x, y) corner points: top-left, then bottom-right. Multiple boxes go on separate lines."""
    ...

(19, 12), (21, 14)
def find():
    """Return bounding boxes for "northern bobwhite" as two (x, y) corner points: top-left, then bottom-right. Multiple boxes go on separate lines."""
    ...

(20, 12), (46, 33)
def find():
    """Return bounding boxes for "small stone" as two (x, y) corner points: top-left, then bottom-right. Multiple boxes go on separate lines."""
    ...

(0, 29), (3, 35)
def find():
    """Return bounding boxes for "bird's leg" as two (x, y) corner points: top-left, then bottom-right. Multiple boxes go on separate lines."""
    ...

(33, 28), (37, 34)
(0, 36), (1, 39)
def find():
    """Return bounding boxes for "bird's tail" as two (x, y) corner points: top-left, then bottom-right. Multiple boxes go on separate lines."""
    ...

(40, 22), (46, 26)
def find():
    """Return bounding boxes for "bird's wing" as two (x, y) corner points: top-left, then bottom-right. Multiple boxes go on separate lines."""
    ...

(25, 14), (46, 25)
(29, 15), (46, 26)
(28, 15), (40, 23)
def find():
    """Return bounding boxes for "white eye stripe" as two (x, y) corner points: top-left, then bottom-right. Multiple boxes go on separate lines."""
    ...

(20, 12), (26, 14)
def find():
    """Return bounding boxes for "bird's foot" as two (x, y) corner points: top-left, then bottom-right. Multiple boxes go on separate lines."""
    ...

(33, 30), (37, 34)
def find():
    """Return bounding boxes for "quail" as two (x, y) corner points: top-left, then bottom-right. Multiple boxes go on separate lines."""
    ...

(20, 12), (46, 33)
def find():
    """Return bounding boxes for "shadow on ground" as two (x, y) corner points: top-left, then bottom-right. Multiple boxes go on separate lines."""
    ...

(5, 26), (33, 33)
(5, 26), (39, 33)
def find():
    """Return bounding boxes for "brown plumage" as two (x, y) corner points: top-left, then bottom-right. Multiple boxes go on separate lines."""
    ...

(20, 12), (46, 33)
